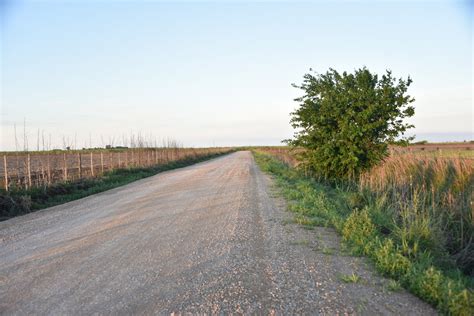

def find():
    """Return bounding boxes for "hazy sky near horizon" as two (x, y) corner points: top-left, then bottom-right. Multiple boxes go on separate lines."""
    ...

(1, 0), (472, 150)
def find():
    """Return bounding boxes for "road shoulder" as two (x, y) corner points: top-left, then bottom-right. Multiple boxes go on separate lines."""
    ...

(254, 162), (437, 315)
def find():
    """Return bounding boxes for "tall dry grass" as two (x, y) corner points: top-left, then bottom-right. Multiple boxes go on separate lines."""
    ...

(258, 147), (474, 275)
(359, 154), (474, 275)
(254, 150), (473, 314)
(255, 147), (300, 167)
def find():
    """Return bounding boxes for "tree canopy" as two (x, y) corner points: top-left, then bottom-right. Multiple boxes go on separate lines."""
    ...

(286, 67), (415, 179)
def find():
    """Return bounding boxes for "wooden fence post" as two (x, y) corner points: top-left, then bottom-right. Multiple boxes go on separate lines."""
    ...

(47, 154), (51, 184)
(27, 154), (32, 188)
(125, 151), (128, 168)
(118, 152), (121, 168)
(63, 153), (68, 181)
(78, 153), (82, 178)
(3, 155), (8, 191)
(90, 152), (94, 177)
(100, 152), (104, 174)
(15, 155), (20, 187)
(40, 162), (45, 186)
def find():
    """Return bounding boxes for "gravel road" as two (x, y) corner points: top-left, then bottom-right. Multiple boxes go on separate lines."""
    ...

(0, 151), (435, 315)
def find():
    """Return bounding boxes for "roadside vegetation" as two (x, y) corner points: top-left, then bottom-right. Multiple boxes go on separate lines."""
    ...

(254, 151), (473, 315)
(259, 67), (473, 315)
(0, 151), (230, 220)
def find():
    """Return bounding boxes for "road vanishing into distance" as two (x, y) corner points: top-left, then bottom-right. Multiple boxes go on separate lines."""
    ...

(0, 151), (435, 314)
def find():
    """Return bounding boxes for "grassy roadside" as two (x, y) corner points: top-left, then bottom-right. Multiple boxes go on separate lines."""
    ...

(253, 151), (473, 315)
(0, 151), (231, 221)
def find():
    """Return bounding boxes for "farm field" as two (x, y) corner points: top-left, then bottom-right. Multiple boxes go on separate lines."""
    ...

(256, 143), (474, 167)
(391, 142), (474, 158)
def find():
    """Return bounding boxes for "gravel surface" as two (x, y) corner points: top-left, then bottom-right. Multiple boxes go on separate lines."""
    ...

(0, 151), (436, 314)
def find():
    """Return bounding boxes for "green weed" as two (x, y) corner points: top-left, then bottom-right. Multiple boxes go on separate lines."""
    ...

(322, 247), (335, 255)
(339, 272), (361, 283)
(386, 279), (402, 292)
(290, 239), (310, 246)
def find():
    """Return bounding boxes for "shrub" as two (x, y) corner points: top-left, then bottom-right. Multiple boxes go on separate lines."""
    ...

(286, 67), (415, 179)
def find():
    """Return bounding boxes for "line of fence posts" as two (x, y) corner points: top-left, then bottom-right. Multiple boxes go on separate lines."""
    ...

(2, 148), (225, 191)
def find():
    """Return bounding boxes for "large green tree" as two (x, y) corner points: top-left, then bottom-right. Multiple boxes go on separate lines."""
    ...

(286, 67), (415, 179)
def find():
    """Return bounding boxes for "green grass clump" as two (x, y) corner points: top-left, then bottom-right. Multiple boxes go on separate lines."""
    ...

(342, 208), (376, 255)
(386, 279), (402, 292)
(253, 150), (473, 315)
(339, 272), (361, 283)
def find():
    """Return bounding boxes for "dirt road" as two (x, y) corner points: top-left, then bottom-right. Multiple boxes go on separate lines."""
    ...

(0, 151), (435, 314)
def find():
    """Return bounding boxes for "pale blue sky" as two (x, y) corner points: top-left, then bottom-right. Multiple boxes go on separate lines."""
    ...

(1, 0), (472, 150)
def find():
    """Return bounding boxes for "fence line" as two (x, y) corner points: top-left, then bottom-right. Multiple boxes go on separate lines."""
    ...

(1, 148), (230, 190)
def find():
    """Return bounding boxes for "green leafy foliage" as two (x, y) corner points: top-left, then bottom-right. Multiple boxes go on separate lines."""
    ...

(339, 273), (361, 283)
(342, 208), (376, 255)
(286, 67), (415, 179)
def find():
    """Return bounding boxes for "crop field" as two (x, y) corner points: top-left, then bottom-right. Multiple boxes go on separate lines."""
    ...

(0, 147), (231, 191)
(391, 142), (474, 158)
(258, 143), (473, 167)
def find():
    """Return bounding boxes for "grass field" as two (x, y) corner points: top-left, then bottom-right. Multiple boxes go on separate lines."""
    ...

(391, 142), (474, 158)
(253, 144), (473, 315)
